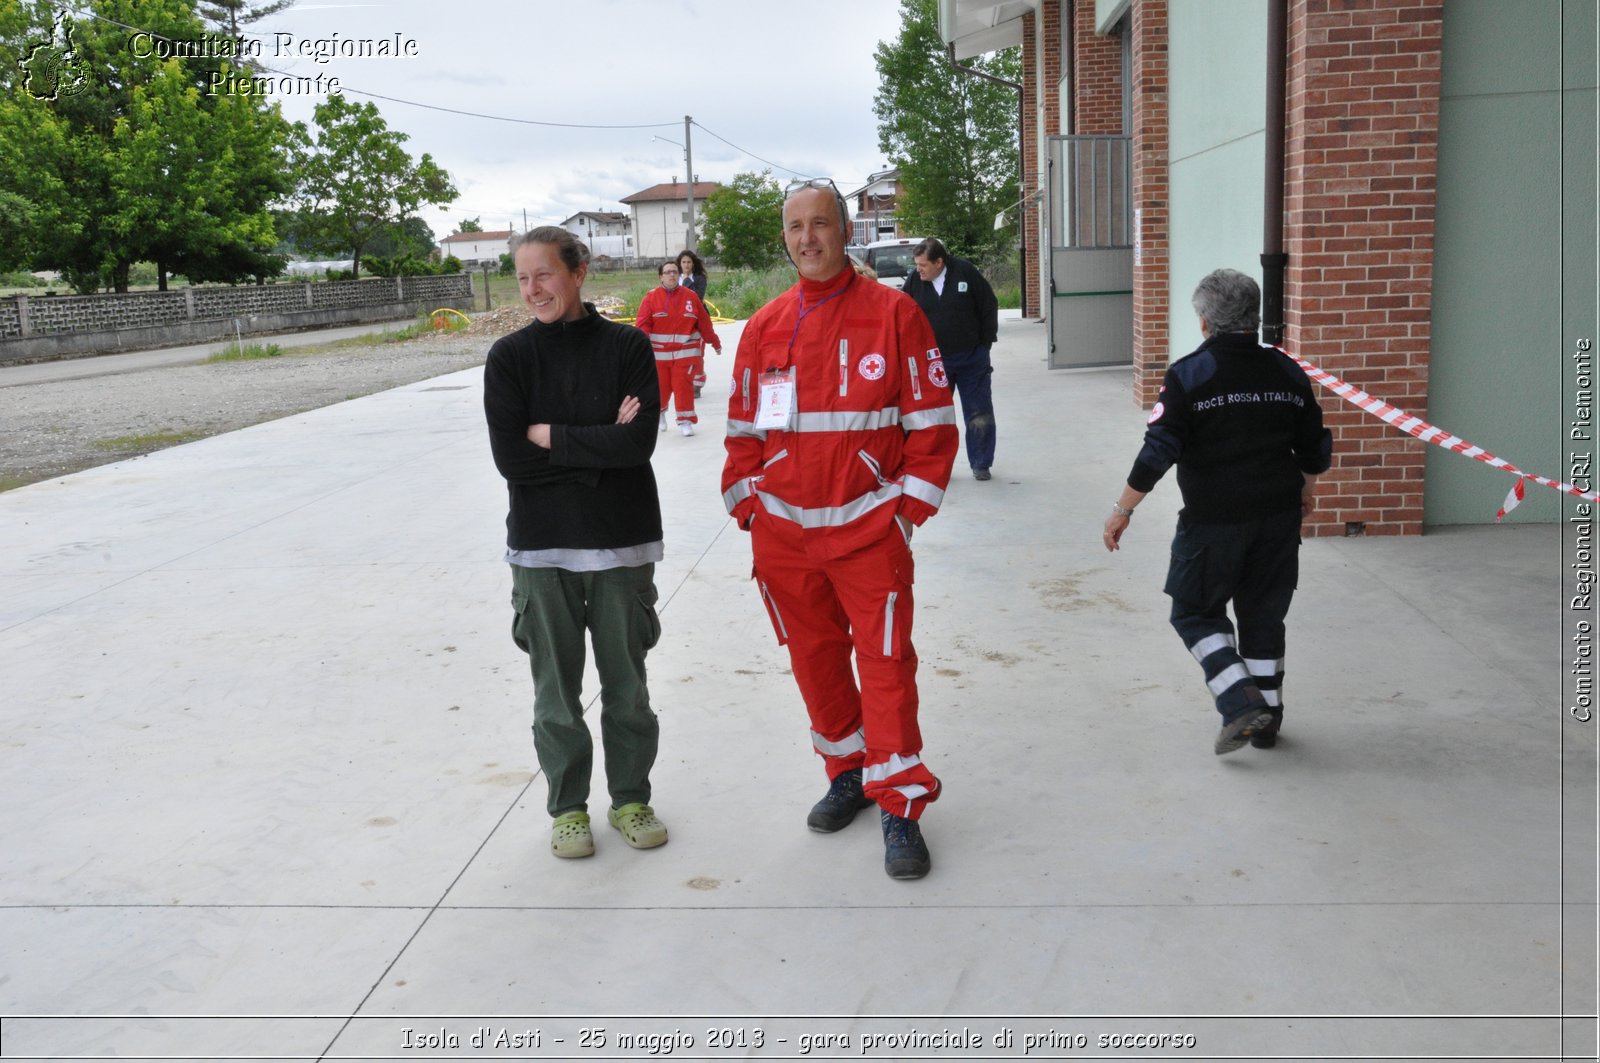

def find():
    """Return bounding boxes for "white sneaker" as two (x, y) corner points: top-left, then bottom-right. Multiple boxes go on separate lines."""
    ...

(680, 422), (695, 437)
(658, 413), (667, 432)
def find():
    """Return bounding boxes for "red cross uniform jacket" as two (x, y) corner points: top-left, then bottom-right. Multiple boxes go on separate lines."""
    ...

(634, 285), (719, 360)
(721, 267), (959, 559)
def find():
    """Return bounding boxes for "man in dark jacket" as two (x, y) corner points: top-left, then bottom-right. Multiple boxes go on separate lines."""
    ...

(902, 237), (1000, 480)
(1103, 268), (1332, 755)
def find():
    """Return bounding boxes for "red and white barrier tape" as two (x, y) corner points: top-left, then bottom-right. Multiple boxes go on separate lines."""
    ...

(1281, 348), (1597, 520)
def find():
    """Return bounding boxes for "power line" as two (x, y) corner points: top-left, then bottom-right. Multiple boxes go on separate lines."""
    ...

(690, 120), (816, 181)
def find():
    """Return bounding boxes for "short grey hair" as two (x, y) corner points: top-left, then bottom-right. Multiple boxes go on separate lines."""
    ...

(1191, 268), (1260, 333)
(510, 226), (590, 272)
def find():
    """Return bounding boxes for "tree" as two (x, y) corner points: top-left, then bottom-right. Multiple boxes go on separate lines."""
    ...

(292, 93), (458, 278)
(198, 0), (295, 40)
(454, 217), (483, 234)
(700, 170), (785, 271)
(0, 0), (295, 291)
(366, 216), (438, 260)
(873, 0), (1021, 260)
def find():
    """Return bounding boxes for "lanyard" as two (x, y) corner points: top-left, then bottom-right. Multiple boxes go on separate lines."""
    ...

(782, 270), (855, 364)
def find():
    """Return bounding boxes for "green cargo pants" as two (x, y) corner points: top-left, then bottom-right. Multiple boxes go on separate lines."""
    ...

(510, 563), (662, 817)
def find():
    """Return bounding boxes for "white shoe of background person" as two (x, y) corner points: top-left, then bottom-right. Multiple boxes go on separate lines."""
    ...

(659, 413), (668, 432)
(680, 422), (694, 437)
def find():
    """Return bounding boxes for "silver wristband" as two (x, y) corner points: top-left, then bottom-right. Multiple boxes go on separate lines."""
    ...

(1111, 502), (1135, 517)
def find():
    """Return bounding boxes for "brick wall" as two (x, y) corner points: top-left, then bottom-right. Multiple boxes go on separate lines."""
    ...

(1074, 0), (1124, 135)
(1285, 0), (1442, 536)
(1130, 0), (1170, 405)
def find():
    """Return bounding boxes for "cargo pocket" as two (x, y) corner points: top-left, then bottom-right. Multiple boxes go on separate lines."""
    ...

(510, 581), (532, 653)
(878, 544), (916, 660)
(633, 576), (662, 653)
(753, 567), (790, 646)
(1162, 529), (1206, 606)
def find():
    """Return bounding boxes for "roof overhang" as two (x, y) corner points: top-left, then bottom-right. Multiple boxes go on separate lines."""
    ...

(938, 0), (1033, 61)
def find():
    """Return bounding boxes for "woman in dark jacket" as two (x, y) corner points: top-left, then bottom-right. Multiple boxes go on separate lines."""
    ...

(676, 249), (711, 394)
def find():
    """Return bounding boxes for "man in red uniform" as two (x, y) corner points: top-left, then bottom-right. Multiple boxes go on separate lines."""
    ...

(635, 261), (720, 437)
(721, 179), (958, 880)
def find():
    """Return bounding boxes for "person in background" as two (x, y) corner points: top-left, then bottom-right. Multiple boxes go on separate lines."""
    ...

(635, 260), (721, 437)
(1102, 268), (1331, 755)
(484, 227), (669, 859)
(721, 178), (958, 880)
(901, 238), (1000, 481)
(677, 249), (712, 397)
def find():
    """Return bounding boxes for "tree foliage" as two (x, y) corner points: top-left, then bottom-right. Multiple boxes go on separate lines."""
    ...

(197, 0), (295, 39)
(0, 0), (295, 290)
(290, 93), (457, 279)
(873, 0), (1021, 260)
(454, 217), (483, 234)
(699, 170), (785, 272)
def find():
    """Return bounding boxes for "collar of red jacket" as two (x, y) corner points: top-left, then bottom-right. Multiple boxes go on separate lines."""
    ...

(797, 264), (855, 307)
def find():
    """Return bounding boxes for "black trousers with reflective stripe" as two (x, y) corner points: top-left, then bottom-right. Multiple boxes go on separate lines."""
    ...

(1163, 508), (1300, 721)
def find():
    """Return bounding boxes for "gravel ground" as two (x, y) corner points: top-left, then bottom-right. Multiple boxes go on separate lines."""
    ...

(0, 332), (491, 490)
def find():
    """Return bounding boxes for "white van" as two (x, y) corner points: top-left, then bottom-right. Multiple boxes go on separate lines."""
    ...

(862, 238), (924, 290)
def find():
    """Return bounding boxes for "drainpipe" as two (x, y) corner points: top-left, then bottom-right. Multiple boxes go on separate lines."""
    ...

(946, 44), (1029, 317)
(1260, 0), (1289, 346)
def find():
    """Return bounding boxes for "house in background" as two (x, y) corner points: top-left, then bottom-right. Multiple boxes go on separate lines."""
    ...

(559, 211), (634, 261)
(942, 0), (1595, 532)
(437, 230), (512, 270)
(847, 167), (904, 245)
(620, 179), (721, 262)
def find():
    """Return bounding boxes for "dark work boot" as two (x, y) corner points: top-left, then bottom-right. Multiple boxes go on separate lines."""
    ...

(880, 809), (931, 879)
(1250, 708), (1284, 749)
(806, 768), (873, 833)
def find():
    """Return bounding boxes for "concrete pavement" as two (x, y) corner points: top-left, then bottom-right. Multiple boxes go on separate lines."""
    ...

(0, 312), (1593, 1062)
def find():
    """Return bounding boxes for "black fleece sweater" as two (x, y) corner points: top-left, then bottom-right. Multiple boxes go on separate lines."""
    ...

(484, 306), (663, 551)
(1129, 331), (1332, 524)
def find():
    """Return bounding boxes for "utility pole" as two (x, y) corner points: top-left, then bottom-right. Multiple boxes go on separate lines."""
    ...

(683, 115), (696, 252)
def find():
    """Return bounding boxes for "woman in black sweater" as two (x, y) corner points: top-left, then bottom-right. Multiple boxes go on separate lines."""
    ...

(484, 226), (670, 860)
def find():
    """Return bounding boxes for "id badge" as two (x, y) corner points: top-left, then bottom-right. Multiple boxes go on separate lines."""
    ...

(756, 369), (795, 430)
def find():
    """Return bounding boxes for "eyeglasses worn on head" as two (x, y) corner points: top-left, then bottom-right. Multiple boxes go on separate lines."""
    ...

(783, 177), (840, 198)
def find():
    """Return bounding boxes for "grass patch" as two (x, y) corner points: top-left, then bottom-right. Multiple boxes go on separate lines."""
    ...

(91, 429), (206, 452)
(207, 341), (284, 362)
(0, 473), (35, 492)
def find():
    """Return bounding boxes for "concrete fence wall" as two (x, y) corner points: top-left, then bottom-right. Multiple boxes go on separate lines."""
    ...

(0, 274), (475, 363)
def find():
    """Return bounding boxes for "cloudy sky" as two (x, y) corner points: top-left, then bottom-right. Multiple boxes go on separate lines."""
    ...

(235, 0), (911, 239)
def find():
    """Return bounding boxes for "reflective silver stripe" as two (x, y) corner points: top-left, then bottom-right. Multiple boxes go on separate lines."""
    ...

(1190, 633), (1237, 663)
(863, 753), (922, 783)
(889, 783), (929, 814)
(650, 331), (699, 345)
(1206, 663), (1252, 696)
(761, 581), (789, 640)
(1243, 656), (1284, 675)
(901, 475), (945, 509)
(810, 727), (865, 757)
(903, 406), (958, 430)
(755, 482), (901, 528)
(883, 591), (898, 656)
(763, 449), (789, 468)
(727, 419), (765, 440)
(722, 476), (758, 512)
(1261, 688), (1283, 707)
(793, 408), (903, 432)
